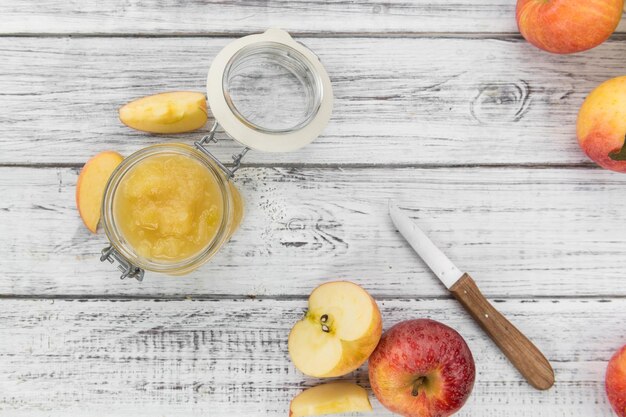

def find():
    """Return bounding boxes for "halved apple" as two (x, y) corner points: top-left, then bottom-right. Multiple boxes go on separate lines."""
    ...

(76, 151), (124, 233)
(119, 91), (208, 134)
(288, 281), (382, 378)
(290, 381), (372, 417)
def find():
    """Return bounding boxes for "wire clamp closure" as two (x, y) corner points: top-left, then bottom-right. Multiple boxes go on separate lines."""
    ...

(100, 246), (145, 282)
(194, 121), (249, 179)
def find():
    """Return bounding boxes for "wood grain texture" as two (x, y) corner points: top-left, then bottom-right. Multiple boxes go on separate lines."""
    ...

(4, 0), (625, 35)
(2, 36), (626, 165)
(2, 3), (625, 415)
(451, 273), (554, 390)
(3, 166), (626, 297)
(0, 297), (621, 416)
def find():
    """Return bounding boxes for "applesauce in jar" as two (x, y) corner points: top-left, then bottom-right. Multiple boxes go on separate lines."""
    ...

(114, 154), (240, 262)
(101, 143), (243, 277)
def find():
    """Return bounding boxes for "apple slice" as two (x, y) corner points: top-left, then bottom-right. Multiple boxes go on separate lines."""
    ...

(76, 151), (124, 233)
(119, 91), (208, 134)
(288, 281), (382, 378)
(290, 381), (372, 417)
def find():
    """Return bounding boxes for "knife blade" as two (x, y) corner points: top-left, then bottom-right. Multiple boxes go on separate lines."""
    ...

(389, 201), (463, 289)
(389, 200), (555, 391)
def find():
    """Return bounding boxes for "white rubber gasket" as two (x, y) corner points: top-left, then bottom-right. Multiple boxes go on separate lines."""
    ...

(206, 28), (333, 153)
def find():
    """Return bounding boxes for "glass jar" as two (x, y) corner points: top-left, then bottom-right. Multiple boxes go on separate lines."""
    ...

(100, 28), (332, 281)
(101, 143), (243, 280)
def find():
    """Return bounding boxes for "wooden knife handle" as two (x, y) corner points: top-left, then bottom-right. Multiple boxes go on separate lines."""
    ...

(450, 273), (555, 390)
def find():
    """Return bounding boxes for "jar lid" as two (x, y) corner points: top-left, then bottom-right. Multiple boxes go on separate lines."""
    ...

(206, 28), (333, 153)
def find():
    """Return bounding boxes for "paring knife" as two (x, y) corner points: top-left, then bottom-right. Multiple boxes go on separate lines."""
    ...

(389, 201), (555, 391)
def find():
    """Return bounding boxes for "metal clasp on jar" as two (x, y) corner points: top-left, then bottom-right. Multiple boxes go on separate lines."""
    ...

(194, 121), (249, 179)
(100, 246), (145, 281)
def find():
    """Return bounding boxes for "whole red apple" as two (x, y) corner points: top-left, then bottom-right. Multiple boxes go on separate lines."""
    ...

(368, 319), (475, 417)
(607, 344), (626, 417)
(516, 0), (624, 54)
(577, 76), (626, 172)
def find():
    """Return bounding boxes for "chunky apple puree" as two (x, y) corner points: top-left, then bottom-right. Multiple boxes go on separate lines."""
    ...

(114, 154), (240, 262)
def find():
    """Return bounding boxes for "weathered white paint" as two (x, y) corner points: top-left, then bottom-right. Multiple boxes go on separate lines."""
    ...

(2, 3), (625, 415)
(2, 166), (626, 297)
(0, 298), (622, 417)
(2, 37), (626, 165)
(7, 0), (625, 35)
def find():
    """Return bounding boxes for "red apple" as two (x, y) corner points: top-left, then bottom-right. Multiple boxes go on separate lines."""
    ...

(368, 319), (475, 417)
(577, 76), (626, 172)
(516, 0), (624, 54)
(607, 344), (626, 417)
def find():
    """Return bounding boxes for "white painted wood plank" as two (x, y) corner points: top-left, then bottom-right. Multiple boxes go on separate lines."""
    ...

(2, 37), (626, 165)
(0, 298), (620, 416)
(2, 0), (625, 35)
(2, 166), (626, 297)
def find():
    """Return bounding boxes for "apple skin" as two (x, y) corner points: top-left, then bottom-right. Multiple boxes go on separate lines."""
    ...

(368, 319), (475, 417)
(330, 283), (383, 377)
(76, 151), (124, 233)
(332, 310), (382, 377)
(516, 0), (624, 54)
(119, 91), (207, 134)
(577, 76), (626, 172)
(289, 381), (372, 417)
(606, 344), (626, 417)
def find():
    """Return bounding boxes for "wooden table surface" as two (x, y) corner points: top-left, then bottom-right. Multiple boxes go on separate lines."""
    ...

(2, 2), (626, 416)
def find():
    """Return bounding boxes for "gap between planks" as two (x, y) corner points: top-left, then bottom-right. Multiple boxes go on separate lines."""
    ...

(0, 162), (602, 170)
(2, 32), (626, 40)
(0, 294), (622, 301)
(0, 32), (527, 39)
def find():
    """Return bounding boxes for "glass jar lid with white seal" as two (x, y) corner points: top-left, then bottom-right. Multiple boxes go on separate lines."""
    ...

(99, 28), (333, 281)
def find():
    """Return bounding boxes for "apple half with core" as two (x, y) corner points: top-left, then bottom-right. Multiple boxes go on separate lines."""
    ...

(577, 76), (626, 172)
(369, 319), (475, 417)
(516, 0), (624, 54)
(289, 381), (372, 417)
(606, 344), (626, 417)
(288, 281), (382, 378)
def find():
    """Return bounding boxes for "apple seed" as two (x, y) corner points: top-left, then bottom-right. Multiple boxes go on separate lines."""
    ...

(320, 314), (330, 332)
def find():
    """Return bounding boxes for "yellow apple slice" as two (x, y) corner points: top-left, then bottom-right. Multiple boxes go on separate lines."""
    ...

(290, 381), (372, 417)
(119, 91), (208, 134)
(76, 151), (124, 233)
(288, 281), (382, 378)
